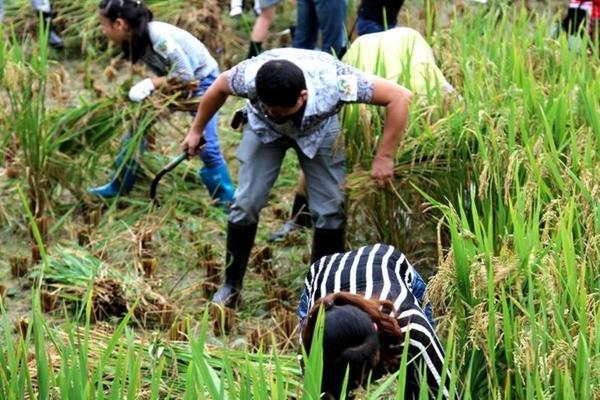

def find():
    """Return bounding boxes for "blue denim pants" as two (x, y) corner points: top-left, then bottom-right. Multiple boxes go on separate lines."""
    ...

(297, 269), (435, 328)
(292, 0), (348, 56)
(193, 73), (226, 169)
(356, 15), (396, 36)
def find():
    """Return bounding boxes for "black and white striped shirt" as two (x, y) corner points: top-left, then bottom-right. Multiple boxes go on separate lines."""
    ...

(303, 244), (450, 399)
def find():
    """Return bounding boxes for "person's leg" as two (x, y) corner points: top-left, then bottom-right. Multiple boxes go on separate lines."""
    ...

(229, 132), (290, 226)
(296, 118), (346, 263)
(356, 15), (387, 36)
(292, 0), (319, 49)
(553, 1), (593, 51)
(0, 0), (4, 22)
(197, 113), (225, 170)
(314, 0), (347, 56)
(248, 5), (275, 58)
(194, 74), (235, 206)
(290, 173), (312, 226)
(213, 130), (290, 307)
(31, 0), (63, 48)
(268, 172), (312, 242)
(198, 114), (236, 206)
(88, 132), (144, 198)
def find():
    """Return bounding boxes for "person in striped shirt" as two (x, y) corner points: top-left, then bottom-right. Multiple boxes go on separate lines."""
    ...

(299, 244), (450, 399)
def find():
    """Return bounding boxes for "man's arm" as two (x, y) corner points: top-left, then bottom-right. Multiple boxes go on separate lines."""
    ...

(181, 71), (232, 156)
(368, 77), (413, 188)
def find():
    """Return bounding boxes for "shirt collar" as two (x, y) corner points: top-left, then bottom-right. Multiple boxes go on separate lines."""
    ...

(302, 72), (318, 119)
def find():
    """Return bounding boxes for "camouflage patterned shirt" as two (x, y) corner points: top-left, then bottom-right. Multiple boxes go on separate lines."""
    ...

(142, 21), (219, 82)
(227, 48), (375, 158)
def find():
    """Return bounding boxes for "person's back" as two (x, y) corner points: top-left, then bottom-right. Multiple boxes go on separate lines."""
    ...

(343, 27), (454, 96)
(143, 21), (218, 82)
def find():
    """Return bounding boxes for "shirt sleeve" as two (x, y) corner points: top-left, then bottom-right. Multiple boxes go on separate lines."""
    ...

(396, 291), (451, 399)
(334, 60), (375, 103)
(154, 37), (196, 81)
(227, 60), (252, 97)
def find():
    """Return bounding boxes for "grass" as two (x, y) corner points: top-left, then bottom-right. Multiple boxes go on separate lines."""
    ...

(1, 1), (599, 399)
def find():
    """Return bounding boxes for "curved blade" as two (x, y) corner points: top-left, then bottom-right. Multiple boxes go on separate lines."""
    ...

(150, 151), (189, 205)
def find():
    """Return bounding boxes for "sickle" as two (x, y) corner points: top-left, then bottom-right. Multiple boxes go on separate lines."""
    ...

(150, 151), (189, 206)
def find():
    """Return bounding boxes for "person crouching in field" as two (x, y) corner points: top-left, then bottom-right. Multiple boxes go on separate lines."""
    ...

(299, 244), (451, 399)
(89, 0), (235, 206)
(180, 48), (413, 308)
(269, 27), (456, 243)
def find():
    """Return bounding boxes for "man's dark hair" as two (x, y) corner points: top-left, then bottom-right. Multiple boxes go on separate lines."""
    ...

(99, 0), (153, 63)
(255, 60), (306, 107)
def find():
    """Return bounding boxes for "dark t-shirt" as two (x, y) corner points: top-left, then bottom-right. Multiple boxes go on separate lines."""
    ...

(358, 0), (405, 26)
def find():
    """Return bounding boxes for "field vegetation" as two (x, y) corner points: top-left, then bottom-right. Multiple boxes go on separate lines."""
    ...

(0, 0), (598, 398)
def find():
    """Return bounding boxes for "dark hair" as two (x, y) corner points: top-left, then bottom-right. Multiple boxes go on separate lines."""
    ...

(98, 0), (153, 63)
(255, 60), (306, 107)
(302, 293), (404, 399)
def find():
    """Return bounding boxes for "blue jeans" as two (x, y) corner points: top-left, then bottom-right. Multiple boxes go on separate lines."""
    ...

(410, 270), (434, 327)
(297, 269), (435, 327)
(192, 73), (226, 169)
(292, 0), (347, 56)
(356, 15), (396, 36)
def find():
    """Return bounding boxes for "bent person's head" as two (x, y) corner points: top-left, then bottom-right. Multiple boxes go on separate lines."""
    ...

(98, 0), (153, 62)
(301, 293), (403, 399)
(255, 60), (307, 122)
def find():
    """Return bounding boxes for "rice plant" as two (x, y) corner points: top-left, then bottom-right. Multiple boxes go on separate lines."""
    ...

(1, 22), (58, 263)
(2, 0), (242, 58)
(0, 1), (598, 399)
(344, 2), (599, 398)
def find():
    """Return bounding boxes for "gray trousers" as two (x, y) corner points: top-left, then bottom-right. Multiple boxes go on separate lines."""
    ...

(0, 0), (51, 20)
(230, 119), (346, 230)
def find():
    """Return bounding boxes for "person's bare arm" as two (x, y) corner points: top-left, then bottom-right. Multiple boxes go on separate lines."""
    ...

(368, 77), (413, 188)
(180, 71), (232, 156)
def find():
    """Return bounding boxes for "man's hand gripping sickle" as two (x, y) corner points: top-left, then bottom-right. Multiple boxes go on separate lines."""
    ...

(180, 71), (232, 157)
(181, 128), (206, 157)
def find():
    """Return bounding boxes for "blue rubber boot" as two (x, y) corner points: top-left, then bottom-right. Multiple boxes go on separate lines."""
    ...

(88, 136), (143, 198)
(87, 160), (139, 198)
(199, 163), (235, 207)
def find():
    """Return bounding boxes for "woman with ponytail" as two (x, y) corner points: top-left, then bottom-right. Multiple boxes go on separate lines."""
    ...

(90, 0), (235, 206)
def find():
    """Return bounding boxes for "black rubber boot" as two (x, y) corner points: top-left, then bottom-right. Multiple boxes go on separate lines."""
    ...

(247, 41), (262, 59)
(212, 222), (258, 308)
(310, 227), (345, 264)
(269, 193), (312, 242)
(294, 194), (313, 228)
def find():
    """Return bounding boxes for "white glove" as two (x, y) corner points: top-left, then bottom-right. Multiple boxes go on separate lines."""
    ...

(128, 78), (155, 102)
(230, 0), (243, 17)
